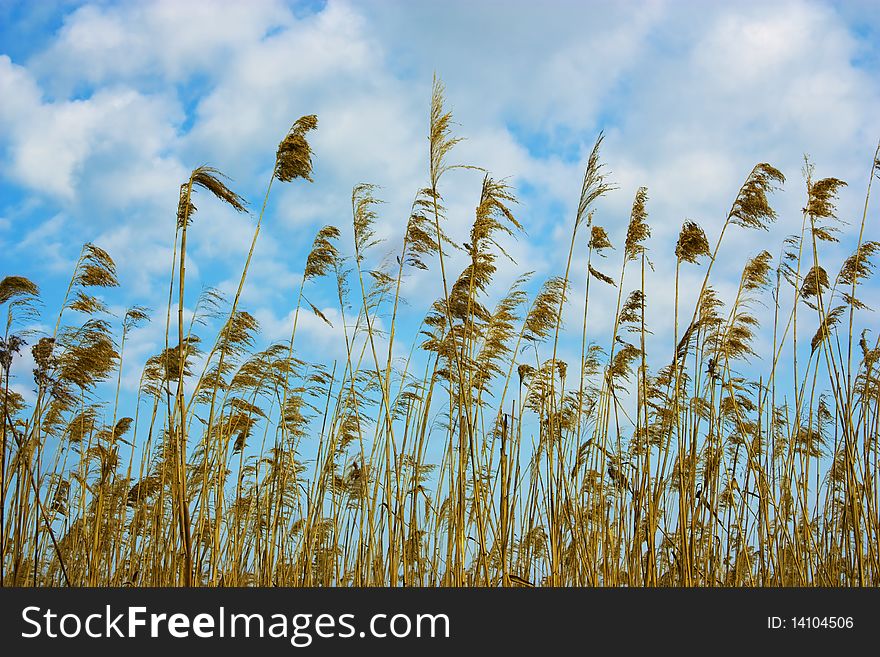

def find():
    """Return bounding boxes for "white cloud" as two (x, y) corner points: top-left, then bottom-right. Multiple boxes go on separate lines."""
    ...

(0, 65), (184, 203)
(30, 0), (293, 93)
(0, 55), (42, 123)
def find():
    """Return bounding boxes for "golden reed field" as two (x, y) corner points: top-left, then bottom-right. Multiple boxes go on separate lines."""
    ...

(2, 78), (879, 587)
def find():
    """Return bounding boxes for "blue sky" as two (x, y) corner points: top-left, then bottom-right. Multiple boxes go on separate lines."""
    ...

(2, 0), (879, 408)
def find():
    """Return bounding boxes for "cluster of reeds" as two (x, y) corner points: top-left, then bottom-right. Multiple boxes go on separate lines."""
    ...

(2, 78), (879, 587)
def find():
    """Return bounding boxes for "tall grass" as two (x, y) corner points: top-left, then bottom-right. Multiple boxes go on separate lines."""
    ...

(1, 78), (879, 587)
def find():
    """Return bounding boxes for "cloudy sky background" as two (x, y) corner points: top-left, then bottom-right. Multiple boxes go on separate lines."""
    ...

(2, 0), (879, 411)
